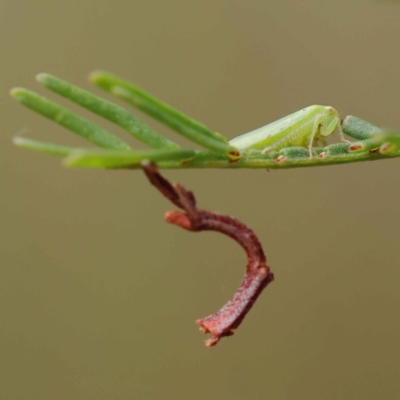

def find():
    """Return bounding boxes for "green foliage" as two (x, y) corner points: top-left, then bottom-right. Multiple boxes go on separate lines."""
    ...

(11, 72), (400, 170)
(90, 71), (238, 159)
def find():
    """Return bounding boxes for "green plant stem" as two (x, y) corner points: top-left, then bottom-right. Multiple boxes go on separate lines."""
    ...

(11, 74), (400, 170)
(65, 149), (195, 168)
(90, 70), (240, 159)
(36, 73), (179, 150)
(14, 131), (400, 170)
(136, 147), (400, 169)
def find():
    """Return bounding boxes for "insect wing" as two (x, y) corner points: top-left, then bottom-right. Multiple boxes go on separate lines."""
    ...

(229, 106), (317, 150)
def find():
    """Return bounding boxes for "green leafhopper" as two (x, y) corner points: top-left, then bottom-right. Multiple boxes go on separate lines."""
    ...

(229, 105), (346, 158)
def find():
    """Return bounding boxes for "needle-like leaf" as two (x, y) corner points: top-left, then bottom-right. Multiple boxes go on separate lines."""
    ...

(11, 88), (131, 150)
(13, 136), (75, 157)
(90, 70), (240, 160)
(36, 73), (179, 150)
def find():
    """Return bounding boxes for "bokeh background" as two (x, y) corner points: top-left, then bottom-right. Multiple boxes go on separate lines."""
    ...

(1, 1), (400, 399)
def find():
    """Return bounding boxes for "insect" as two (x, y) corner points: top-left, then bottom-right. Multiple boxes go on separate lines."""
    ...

(229, 105), (347, 158)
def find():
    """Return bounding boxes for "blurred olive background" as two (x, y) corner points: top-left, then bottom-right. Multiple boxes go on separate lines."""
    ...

(1, 1), (400, 399)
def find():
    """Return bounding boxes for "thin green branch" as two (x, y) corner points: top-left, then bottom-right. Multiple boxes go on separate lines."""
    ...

(65, 149), (195, 168)
(112, 140), (398, 170)
(36, 73), (179, 150)
(10, 73), (400, 170)
(13, 135), (195, 168)
(15, 134), (399, 170)
(12, 118), (400, 170)
(11, 88), (131, 150)
(90, 70), (240, 160)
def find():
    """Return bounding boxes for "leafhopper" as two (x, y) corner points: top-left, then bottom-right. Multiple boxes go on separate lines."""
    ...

(229, 105), (346, 158)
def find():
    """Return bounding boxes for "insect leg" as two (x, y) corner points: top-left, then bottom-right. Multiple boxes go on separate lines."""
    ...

(307, 117), (322, 158)
(326, 116), (350, 144)
(337, 121), (351, 144)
